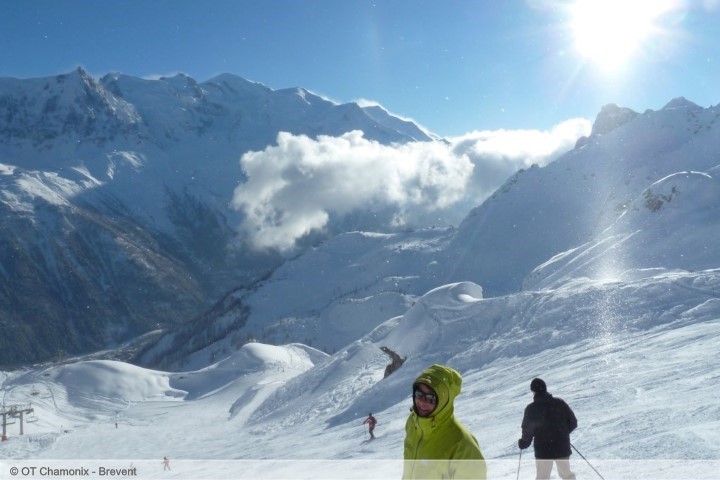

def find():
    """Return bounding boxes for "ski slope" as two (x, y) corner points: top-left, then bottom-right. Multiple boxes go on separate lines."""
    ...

(2, 269), (720, 479)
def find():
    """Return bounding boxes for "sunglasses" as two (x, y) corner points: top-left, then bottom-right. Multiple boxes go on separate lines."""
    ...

(413, 388), (438, 405)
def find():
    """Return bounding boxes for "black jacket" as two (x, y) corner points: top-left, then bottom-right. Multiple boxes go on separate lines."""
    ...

(520, 392), (577, 459)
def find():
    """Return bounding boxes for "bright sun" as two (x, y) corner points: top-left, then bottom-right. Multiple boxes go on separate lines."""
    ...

(570, 0), (676, 71)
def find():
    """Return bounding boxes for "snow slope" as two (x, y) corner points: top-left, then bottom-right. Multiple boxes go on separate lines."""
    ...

(2, 268), (719, 479)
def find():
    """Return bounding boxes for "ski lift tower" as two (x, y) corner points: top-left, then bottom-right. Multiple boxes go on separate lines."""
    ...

(1, 403), (34, 440)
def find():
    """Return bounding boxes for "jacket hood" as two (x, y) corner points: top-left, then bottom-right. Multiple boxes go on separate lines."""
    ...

(413, 364), (462, 422)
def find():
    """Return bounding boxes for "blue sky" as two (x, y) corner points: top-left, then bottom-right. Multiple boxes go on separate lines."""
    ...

(1, 0), (719, 136)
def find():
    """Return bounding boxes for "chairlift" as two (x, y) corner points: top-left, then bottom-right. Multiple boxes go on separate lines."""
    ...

(27, 415), (39, 423)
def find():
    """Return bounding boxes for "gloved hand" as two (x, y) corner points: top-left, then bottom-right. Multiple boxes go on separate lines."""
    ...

(518, 438), (531, 450)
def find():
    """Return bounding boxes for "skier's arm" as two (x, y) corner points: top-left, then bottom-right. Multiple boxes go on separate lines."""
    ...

(518, 407), (534, 449)
(566, 403), (578, 433)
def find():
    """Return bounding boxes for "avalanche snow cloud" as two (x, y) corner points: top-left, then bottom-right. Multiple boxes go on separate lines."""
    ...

(232, 119), (591, 250)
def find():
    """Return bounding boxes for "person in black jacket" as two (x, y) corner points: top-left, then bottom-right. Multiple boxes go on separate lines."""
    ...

(518, 378), (577, 480)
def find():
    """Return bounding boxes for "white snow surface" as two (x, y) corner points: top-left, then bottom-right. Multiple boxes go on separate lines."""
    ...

(2, 269), (720, 479)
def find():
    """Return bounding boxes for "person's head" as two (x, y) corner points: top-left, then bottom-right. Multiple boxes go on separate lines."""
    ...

(530, 378), (547, 394)
(413, 382), (439, 417)
(411, 364), (463, 419)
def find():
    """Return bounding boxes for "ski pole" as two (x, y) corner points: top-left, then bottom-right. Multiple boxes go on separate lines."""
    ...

(571, 443), (605, 480)
(516, 448), (522, 480)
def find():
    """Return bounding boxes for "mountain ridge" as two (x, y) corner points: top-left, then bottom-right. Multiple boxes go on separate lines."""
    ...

(0, 69), (432, 367)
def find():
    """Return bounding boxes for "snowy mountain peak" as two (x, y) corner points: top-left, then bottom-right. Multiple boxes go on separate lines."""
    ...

(0, 68), (142, 150)
(661, 96), (702, 111)
(203, 73), (272, 97)
(590, 103), (639, 136)
(157, 72), (205, 98)
(60, 66), (93, 86)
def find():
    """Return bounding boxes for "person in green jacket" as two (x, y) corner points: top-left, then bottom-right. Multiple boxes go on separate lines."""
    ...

(403, 364), (487, 479)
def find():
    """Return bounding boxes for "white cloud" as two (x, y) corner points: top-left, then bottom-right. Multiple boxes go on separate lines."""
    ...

(232, 119), (592, 251)
(232, 131), (473, 250)
(451, 118), (592, 199)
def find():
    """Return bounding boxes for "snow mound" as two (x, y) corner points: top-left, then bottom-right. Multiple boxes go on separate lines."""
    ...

(47, 360), (185, 403)
(217, 342), (326, 372)
(171, 343), (328, 401)
(421, 282), (484, 304)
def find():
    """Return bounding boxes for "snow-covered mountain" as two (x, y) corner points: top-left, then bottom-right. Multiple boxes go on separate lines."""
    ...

(0, 68), (433, 367)
(1, 95), (719, 479)
(137, 97), (720, 371)
(448, 98), (720, 295)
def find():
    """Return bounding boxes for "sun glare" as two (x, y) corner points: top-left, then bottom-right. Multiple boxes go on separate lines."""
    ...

(570, 0), (677, 71)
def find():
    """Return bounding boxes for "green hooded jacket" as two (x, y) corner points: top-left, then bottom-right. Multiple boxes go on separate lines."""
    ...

(402, 364), (486, 479)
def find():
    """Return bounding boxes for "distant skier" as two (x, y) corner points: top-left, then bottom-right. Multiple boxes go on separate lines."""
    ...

(518, 378), (577, 480)
(162, 456), (171, 471)
(363, 412), (378, 439)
